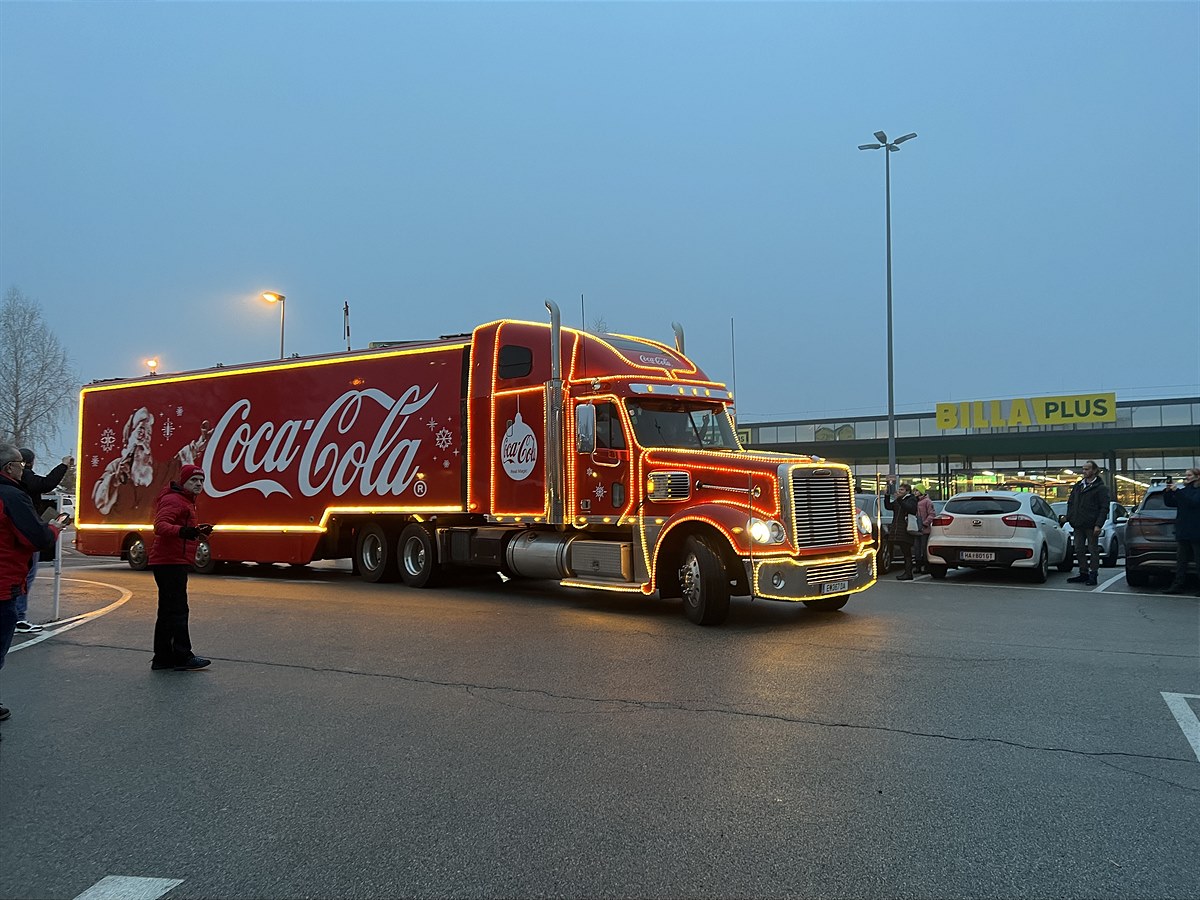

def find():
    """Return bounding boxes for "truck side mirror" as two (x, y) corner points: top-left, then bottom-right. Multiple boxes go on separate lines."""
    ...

(575, 404), (596, 454)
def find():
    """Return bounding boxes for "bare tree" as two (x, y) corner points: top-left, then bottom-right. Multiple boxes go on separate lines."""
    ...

(589, 316), (609, 334)
(0, 286), (76, 458)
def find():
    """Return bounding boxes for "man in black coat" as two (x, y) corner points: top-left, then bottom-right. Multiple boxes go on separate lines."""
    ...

(1066, 460), (1111, 586)
(883, 478), (920, 581)
(1163, 467), (1200, 596)
(14, 449), (73, 633)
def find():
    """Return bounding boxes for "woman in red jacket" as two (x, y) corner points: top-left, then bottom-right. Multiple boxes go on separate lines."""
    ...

(149, 463), (213, 671)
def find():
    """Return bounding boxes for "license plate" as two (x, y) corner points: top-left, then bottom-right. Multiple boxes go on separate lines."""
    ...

(960, 551), (995, 562)
(821, 580), (849, 594)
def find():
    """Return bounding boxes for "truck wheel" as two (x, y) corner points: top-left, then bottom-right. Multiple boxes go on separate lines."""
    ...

(804, 595), (848, 611)
(192, 541), (218, 575)
(125, 534), (148, 571)
(1102, 539), (1118, 568)
(356, 523), (398, 583)
(678, 535), (730, 626)
(398, 523), (441, 588)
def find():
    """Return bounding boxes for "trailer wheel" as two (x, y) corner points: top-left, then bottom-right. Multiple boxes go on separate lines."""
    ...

(398, 523), (441, 588)
(192, 541), (218, 575)
(356, 523), (398, 583)
(125, 534), (148, 571)
(678, 535), (731, 625)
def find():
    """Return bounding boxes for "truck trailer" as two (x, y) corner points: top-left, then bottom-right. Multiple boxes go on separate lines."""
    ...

(76, 302), (876, 625)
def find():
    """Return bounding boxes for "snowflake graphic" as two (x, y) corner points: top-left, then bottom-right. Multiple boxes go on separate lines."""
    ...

(435, 428), (452, 450)
(426, 417), (439, 431)
(162, 419), (175, 439)
(99, 428), (116, 452)
(90, 455), (100, 468)
(175, 406), (184, 416)
(443, 459), (450, 469)
(593, 485), (606, 500)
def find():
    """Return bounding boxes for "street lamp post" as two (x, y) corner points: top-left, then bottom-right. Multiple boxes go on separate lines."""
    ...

(858, 130), (917, 480)
(261, 292), (286, 359)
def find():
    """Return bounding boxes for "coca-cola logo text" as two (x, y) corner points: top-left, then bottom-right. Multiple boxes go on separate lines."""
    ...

(201, 386), (436, 499)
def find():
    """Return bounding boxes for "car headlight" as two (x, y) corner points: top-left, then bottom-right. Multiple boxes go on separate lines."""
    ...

(748, 517), (786, 544)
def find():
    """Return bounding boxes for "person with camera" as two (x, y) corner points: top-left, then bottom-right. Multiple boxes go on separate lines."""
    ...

(1162, 468), (1200, 596)
(14, 448), (74, 634)
(884, 477), (920, 580)
(0, 444), (69, 730)
(1066, 460), (1110, 586)
(149, 463), (214, 672)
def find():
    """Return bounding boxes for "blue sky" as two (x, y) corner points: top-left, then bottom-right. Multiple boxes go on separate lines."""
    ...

(2, 0), (1197, 456)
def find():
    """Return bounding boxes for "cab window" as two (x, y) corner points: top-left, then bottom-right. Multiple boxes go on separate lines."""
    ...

(594, 402), (626, 450)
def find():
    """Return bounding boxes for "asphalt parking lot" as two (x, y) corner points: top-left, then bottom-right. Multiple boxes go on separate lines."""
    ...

(1, 551), (1197, 900)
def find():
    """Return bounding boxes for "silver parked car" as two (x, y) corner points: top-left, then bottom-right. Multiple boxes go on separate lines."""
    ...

(1051, 500), (1128, 568)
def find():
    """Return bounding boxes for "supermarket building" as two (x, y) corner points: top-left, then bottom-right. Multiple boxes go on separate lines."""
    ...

(741, 393), (1200, 507)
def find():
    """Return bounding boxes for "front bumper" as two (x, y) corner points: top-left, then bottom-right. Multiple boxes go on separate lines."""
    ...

(744, 547), (876, 601)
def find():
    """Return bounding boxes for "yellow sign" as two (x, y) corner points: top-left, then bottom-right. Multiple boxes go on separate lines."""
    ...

(936, 393), (1116, 430)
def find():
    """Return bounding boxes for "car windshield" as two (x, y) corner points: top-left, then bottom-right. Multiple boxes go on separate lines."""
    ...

(625, 399), (739, 449)
(945, 497), (1022, 515)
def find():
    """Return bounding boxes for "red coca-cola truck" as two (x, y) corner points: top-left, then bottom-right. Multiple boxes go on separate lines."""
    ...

(76, 302), (876, 624)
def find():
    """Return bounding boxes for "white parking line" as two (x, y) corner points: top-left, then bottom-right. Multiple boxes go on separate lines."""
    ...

(1160, 692), (1200, 762)
(1091, 571), (1127, 592)
(8, 579), (133, 653)
(73, 876), (182, 900)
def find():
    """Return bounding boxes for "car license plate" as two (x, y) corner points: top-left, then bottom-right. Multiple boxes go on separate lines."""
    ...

(821, 580), (849, 594)
(960, 551), (995, 562)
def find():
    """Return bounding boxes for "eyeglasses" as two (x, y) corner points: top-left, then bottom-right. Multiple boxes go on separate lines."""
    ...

(2, 459), (24, 469)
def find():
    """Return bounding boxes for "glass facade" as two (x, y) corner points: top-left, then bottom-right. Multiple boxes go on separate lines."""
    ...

(744, 398), (1200, 508)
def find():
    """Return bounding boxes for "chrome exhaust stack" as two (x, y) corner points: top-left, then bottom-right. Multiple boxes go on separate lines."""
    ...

(545, 300), (565, 525)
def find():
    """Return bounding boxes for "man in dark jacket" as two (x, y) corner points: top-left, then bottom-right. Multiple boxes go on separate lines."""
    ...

(0, 444), (65, 727)
(14, 449), (73, 633)
(883, 478), (920, 581)
(1066, 460), (1111, 586)
(1163, 468), (1200, 596)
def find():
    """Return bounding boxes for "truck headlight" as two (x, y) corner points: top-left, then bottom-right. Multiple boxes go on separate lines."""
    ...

(859, 512), (873, 536)
(748, 517), (786, 544)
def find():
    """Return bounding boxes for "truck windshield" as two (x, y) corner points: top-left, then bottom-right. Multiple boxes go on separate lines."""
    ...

(626, 399), (740, 450)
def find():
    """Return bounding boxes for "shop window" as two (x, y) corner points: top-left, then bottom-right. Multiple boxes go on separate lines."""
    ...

(758, 426), (778, 443)
(795, 424), (816, 442)
(775, 425), (797, 443)
(1161, 405), (1192, 427)
(1131, 406), (1161, 428)
(835, 424), (856, 441)
(898, 419), (920, 437)
(815, 426), (835, 441)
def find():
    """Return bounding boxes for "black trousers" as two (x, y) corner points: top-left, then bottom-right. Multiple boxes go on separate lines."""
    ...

(151, 565), (193, 664)
(1172, 539), (1200, 588)
(890, 537), (914, 576)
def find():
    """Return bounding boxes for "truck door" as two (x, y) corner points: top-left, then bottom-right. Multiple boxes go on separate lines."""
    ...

(574, 400), (633, 521)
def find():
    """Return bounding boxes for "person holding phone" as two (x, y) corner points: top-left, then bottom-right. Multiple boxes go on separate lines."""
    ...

(148, 463), (214, 672)
(0, 444), (65, 728)
(1163, 468), (1200, 596)
(14, 448), (73, 633)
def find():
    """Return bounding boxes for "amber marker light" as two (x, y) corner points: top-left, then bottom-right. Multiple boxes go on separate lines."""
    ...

(146, 358), (158, 375)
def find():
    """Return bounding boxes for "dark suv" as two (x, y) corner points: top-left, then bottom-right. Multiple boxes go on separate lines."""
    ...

(1125, 486), (1196, 586)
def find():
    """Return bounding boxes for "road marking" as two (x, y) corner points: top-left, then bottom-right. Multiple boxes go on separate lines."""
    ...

(9, 579), (133, 653)
(1092, 571), (1127, 592)
(1161, 692), (1200, 762)
(73, 876), (182, 900)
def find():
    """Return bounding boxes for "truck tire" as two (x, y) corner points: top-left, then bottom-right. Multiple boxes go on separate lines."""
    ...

(398, 523), (441, 588)
(192, 541), (218, 575)
(804, 595), (848, 611)
(678, 535), (730, 626)
(125, 534), (148, 571)
(356, 523), (399, 583)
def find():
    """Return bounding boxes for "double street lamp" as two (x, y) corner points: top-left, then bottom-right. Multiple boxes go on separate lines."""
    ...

(261, 291), (286, 359)
(858, 130), (917, 479)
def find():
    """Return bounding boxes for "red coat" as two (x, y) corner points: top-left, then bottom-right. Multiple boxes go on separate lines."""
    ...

(148, 483), (199, 566)
(1, 471), (60, 601)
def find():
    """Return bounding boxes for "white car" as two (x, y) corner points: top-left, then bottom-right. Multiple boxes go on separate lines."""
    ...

(1051, 500), (1128, 568)
(926, 491), (1070, 582)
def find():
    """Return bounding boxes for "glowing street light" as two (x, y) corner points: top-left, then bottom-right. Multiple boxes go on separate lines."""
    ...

(261, 291), (286, 359)
(858, 130), (917, 479)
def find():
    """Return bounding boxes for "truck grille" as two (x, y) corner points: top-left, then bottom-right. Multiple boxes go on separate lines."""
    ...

(791, 468), (855, 548)
(806, 560), (859, 584)
(647, 471), (690, 501)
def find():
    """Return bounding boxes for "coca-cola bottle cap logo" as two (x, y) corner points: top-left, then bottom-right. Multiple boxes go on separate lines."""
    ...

(500, 411), (538, 481)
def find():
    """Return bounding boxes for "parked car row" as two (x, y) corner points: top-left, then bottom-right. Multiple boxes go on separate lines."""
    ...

(856, 485), (1192, 587)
